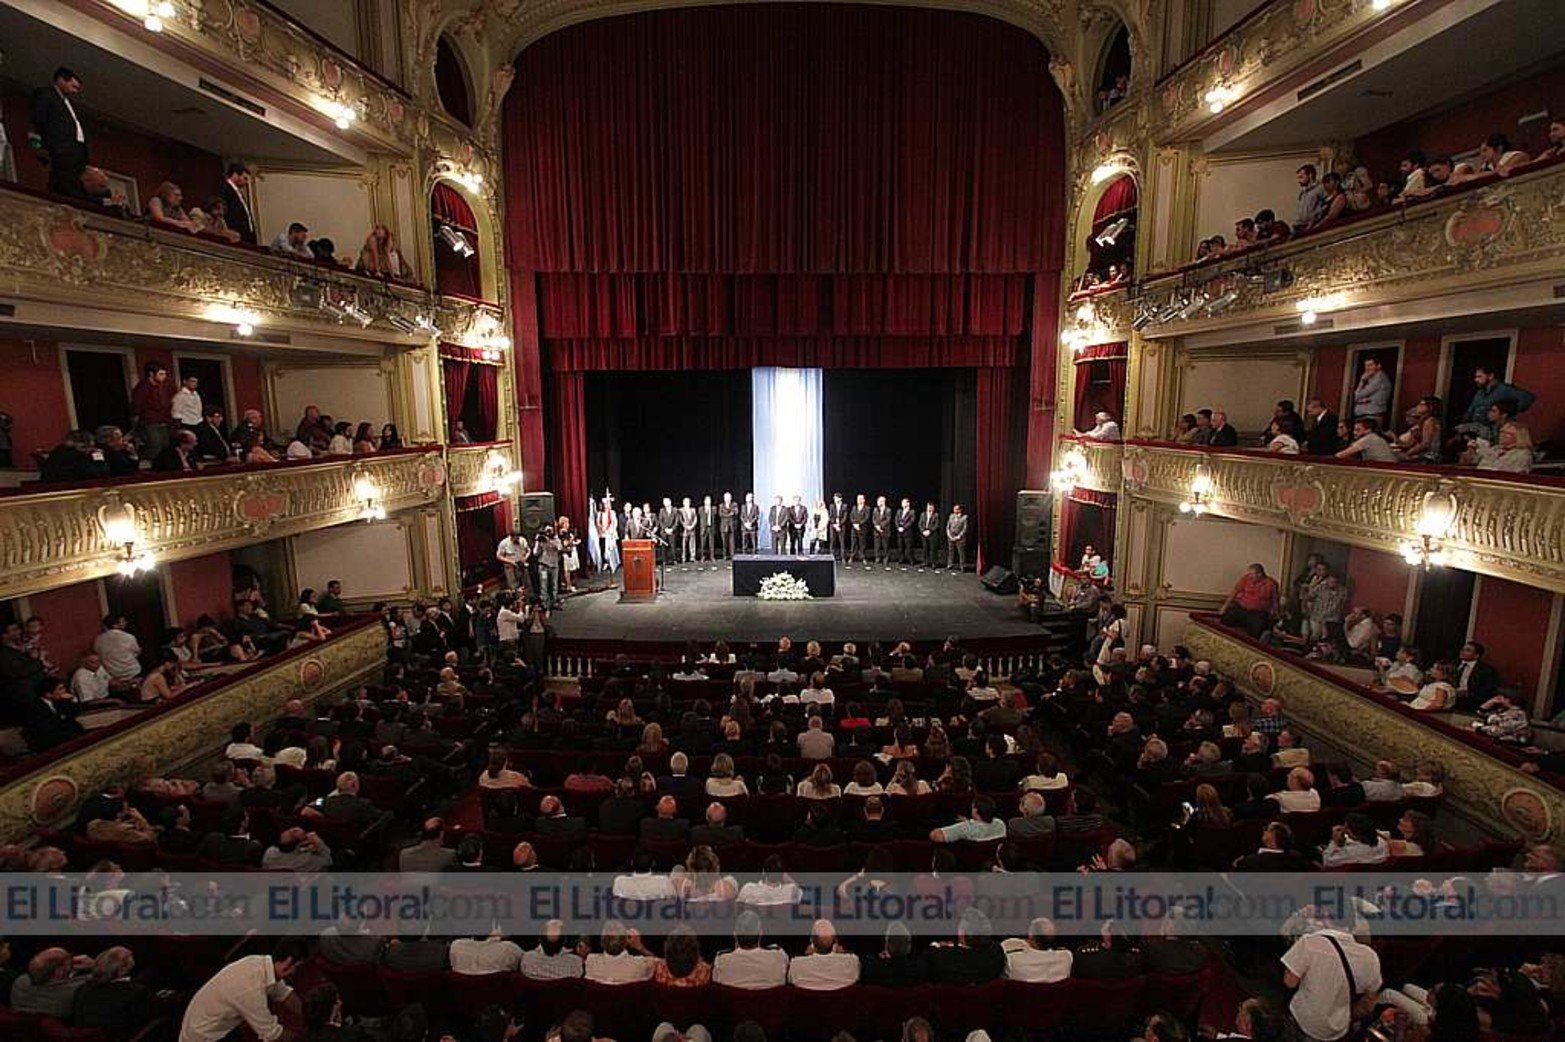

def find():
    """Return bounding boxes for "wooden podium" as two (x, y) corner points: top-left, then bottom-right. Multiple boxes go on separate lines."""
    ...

(620, 539), (657, 602)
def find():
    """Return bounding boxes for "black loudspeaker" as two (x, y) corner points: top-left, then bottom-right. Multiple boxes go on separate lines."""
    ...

(1012, 546), (1050, 581)
(1016, 489), (1052, 549)
(516, 492), (557, 537)
(981, 565), (1019, 595)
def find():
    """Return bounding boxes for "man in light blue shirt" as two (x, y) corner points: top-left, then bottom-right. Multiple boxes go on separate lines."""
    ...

(930, 795), (1007, 843)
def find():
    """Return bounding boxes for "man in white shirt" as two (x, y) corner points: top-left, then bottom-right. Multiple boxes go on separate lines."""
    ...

(1335, 418), (1396, 462)
(495, 527), (531, 592)
(1320, 814), (1390, 868)
(70, 652), (112, 703)
(1085, 411), (1122, 441)
(1281, 914), (1381, 1041)
(170, 375), (203, 429)
(177, 941), (306, 1042)
(736, 859), (801, 906)
(1269, 767), (1322, 813)
(583, 921), (654, 984)
(521, 920), (585, 980)
(449, 933), (524, 974)
(613, 851), (676, 901)
(930, 796), (1007, 843)
(495, 598), (526, 656)
(787, 919), (860, 990)
(1342, 607), (1379, 659)
(1001, 917), (1073, 982)
(712, 911), (789, 989)
(92, 615), (142, 683)
(224, 723), (265, 761)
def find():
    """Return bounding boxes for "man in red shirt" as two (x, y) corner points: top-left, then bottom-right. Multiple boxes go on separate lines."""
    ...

(1220, 563), (1280, 638)
(130, 362), (173, 462)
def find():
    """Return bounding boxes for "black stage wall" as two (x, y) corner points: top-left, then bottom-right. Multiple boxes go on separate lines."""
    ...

(584, 370), (754, 508)
(824, 369), (975, 515)
(585, 368), (974, 518)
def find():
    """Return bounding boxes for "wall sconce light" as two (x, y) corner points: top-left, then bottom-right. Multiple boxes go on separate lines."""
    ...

(205, 302), (260, 337)
(1050, 449), (1087, 493)
(1400, 489), (1457, 568)
(353, 477), (386, 522)
(1372, 0), (1398, 10)
(1295, 294), (1343, 326)
(456, 170), (485, 193)
(318, 98), (358, 130)
(1204, 84), (1238, 115)
(115, 0), (175, 31)
(485, 450), (522, 493)
(1178, 464), (1214, 515)
(99, 503), (155, 576)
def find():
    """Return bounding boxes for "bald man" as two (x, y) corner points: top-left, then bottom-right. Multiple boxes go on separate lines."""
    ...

(639, 795), (690, 841)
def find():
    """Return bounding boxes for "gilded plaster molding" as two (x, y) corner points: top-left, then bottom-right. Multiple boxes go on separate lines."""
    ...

(0, 622), (388, 840)
(1058, 437), (1125, 494)
(1182, 619), (1563, 842)
(1121, 443), (1565, 594)
(448, 441), (521, 498)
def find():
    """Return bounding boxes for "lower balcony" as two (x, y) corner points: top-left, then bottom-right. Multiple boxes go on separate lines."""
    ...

(0, 447), (449, 599)
(0, 617), (387, 841)
(1119, 441), (1565, 594)
(448, 440), (522, 498)
(1181, 614), (1561, 843)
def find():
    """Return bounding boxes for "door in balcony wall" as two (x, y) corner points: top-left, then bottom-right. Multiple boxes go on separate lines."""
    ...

(1412, 567), (1476, 664)
(1442, 335), (1515, 430)
(105, 573), (169, 670)
(1341, 344), (1401, 424)
(64, 348), (133, 435)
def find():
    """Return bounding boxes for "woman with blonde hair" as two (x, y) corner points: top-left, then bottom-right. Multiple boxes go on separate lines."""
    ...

(638, 722), (667, 755)
(676, 845), (737, 902)
(886, 759), (931, 796)
(1185, 783), (1233, 828)
(606, 697), (641, 730)
(796, 762), (841, 800)
(705, 753), (748, 797)
(357, 223), (412, 279)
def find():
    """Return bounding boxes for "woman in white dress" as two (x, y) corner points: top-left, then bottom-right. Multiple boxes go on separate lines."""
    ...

(557, 515), (581, 592)
(588, 496), (620, 574)
(811, 499), (830, 553)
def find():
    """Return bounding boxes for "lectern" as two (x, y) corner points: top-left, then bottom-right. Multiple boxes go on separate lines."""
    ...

(620, 539), (657, 602)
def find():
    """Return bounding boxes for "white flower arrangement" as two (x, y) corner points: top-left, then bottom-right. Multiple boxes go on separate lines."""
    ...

(757, 572), (811, 601)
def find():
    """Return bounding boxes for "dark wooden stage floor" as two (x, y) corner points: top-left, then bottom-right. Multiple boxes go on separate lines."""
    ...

(555, 560), (1043, 643)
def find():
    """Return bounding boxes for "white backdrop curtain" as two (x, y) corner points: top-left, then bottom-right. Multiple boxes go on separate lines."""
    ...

(751, 367), (823, 550)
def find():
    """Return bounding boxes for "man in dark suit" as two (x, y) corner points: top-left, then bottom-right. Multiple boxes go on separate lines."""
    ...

(871, 496), (892, 563)
(18, 677), (83, 752)
(304, 772), (383, 829)
(1454, 641), (1501, 711)
(848, 494), (870, 563)
(788, 495), (809, 554)
(718, 492), (739, 559)
(31, 67), (89, 197)
(828, 493), (849, 559)
(918, 501), (942, 566)
(657, 497), (679, 565)
(598, 779), (647, 835)
(71, 947), (150, 1031)
(397, 819), (459, 872)
(690, 802), (744, 847)
(848, 796), (900, 843)
(859, 923), (927, 987)
(1209, 410), (1240, 447)
(1302, 397), (1341, 455)
(197, 808), (265, 866)
(925, 909), (1006, 983)
(534, 795), (587, 839)
(767, 496), (788, 553)
(656, 753), (702, 798)
(698, 495), (718, 562)
(1231, 822), (1316, 872)
(945, 505), (969, 571)
(218, 162), (256, 244)
(740, 493), (760, 554)
(639, 796), (690, 841)
(894, 498), (916, 564)
(152, 429), (197, 472)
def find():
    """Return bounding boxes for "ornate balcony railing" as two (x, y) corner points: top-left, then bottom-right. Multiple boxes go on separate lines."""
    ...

(1182, 615), (1561, 842)
(448, 440), (521, 498)
(0, 448), (448, 599)
(0, 617), (387, 840)
(1134, 158), (1565, 336)
(1155, 0), (1416, 142)
(1120, 441), (1565, 593)
(1056, 435), (1124, 494)
(0, 185), (503, 347)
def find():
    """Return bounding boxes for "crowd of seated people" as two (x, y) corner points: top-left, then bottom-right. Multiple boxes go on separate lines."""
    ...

(29, 370), (409, 482)
(0, 576), (347, 756)
(1189, 120), (1565, 264)
(4, 624), (1558, 1042)
(1168, 358), (1545, 473)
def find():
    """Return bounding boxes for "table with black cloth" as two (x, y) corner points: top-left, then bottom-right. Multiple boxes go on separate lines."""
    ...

(731, 554), (837, 597)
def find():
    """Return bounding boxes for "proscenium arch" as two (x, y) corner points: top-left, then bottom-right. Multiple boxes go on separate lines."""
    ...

(493, 0), (1082, 119)
(427, 174), (502, 304)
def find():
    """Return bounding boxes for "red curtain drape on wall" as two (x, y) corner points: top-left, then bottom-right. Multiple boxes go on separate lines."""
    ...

(474, 365), (499, 441)
(503, 6), (1066, 547)
(442, 358), (470, 438)
(1072, 342), (1129, 429)
(432, 182), (482, 298)
(1058, 489), (1119, 568)
(1092, 176), (1138, 231)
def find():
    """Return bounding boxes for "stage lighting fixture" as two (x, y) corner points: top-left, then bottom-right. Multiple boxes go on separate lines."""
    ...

(387, 314), (420, 335)
(439, 224), (475, 257)
(1094, 218), (1129, 247)
(1176, 293), (1208, 321)
(1203, 289), (1240, 315)
(1131, 305), (1153, 331)
(415, 313), (443, 337)
(320, 299), (350, 322)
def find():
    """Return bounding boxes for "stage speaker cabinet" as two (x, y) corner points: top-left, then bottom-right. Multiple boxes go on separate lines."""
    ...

(981, 565), (1019, 595)
(516, 492), (556, 537)
(1012, 546), (1050, 581)
(1015, 489), (1052, 549)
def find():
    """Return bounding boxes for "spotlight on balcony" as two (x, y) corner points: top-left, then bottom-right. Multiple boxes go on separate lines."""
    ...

(1094, 218), (1130, 247)
(387, 314), (420, 335)
(1203, 289), (1240, 315)
(320, 299), (351, 323)
(439, 224), (475, 257)
(342, 303), (374, 328)
(415, 313), (443, 337)
(1131, 304), (1154, 331)
(1176, 293), (1208, 321)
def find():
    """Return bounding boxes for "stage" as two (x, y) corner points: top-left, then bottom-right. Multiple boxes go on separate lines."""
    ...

(556, 561), (1050, 643)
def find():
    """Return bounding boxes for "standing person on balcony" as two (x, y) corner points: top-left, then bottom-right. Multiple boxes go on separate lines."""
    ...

(1350, 357), (1391, 426)
(131, 362), (173, 462)
(1456, 366), (1534, 443)
(1294, 164), (1328, 231)
(31, 67), (88, 197)
(170, 374), (202, 431)
(218, 162), (256, 244)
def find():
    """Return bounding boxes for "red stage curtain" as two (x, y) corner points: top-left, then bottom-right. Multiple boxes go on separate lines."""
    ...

(432, 182), (482, 298)
(508, 7), (1057, 275)
(546, 371), (589, 532)
(474, 364), (499, 441)
(442, 358), (470, 438)
(545, 335), (1020, 373)
(975, 367), (1021, 572)
(1072, 342), (1129, 429)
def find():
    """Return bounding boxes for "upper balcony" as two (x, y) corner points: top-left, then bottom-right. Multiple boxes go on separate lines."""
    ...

(0, 446), (450, 599)
(1130, 157), (1565, 343)
(1116, 440), (1565, 594)
(0, 182), (503, 350)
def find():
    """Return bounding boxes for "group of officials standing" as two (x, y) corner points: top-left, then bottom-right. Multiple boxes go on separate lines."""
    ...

(584, 492), (972, 574)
